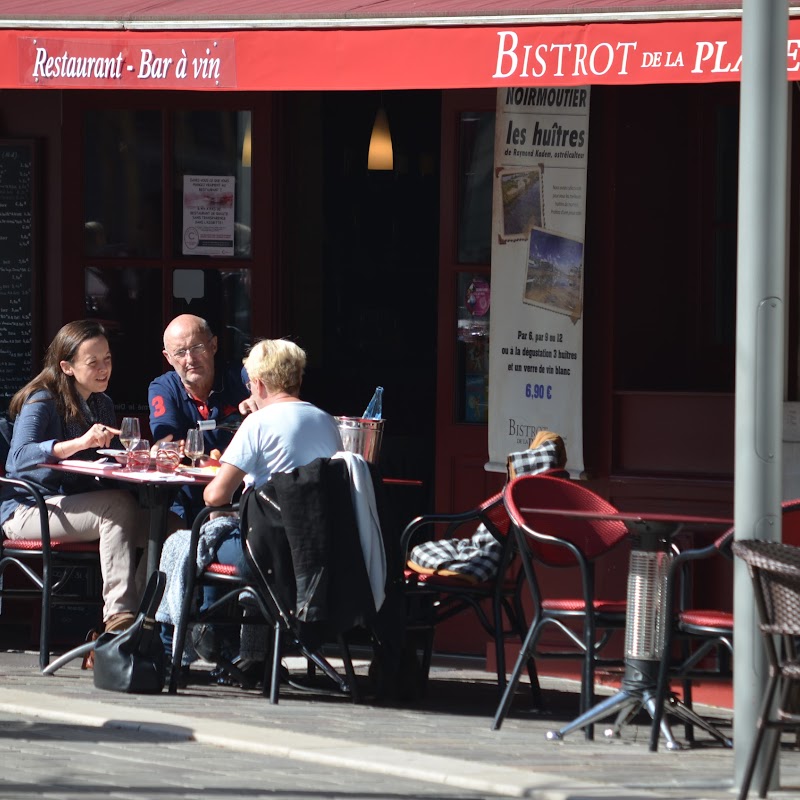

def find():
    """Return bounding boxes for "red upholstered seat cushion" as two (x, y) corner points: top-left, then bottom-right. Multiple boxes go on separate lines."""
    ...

(2, 538), (99, 553)
(542, 598), (627, 613)
(679, 609), (733, 630)
(205, 561), (239, 577)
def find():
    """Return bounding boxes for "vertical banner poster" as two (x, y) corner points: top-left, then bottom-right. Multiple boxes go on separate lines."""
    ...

(182, 175), (235, 256)
(488, 87), (590, 474)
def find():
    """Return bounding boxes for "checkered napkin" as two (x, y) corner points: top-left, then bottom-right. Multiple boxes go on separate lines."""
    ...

(506, 439), (561, 479)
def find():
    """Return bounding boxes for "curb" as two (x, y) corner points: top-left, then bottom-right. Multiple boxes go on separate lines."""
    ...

(0, 686), (667, 799)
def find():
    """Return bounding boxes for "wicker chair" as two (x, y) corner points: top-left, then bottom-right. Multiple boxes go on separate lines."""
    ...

(732, 540), (800, 800)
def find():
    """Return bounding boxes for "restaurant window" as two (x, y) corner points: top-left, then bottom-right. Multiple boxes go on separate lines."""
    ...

(454, 111), (493, 423)
(457, 112), (494, 265)
(173, 110), (252, 259)
(455, 273), (490, 423)
(79, 103), (255, 414)
(84, 110), (163, 259)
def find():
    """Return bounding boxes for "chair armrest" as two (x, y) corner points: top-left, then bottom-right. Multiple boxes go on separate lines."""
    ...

(399, 493), (506, 561)
(0, 475), (52, 550)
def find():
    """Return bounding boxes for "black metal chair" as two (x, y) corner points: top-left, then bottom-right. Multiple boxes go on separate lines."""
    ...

(400, 489), (538, 701)
(0, 418), (102, 671)
(169, 457), (388, 703)
(648, 527), (734, 750)
(732, 539), (800, 800)
(168, 502), (358, 702)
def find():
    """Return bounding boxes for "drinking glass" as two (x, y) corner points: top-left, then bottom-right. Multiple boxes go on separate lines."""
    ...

(119, 417), (141, 472)
(184, 428), (205, 469)
(128, 440), (151, 471)
(155, 441), (181, 474)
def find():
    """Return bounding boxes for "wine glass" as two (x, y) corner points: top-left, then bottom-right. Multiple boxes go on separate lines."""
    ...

(184, 428), (205, 469)
(119, 417), (141, 472)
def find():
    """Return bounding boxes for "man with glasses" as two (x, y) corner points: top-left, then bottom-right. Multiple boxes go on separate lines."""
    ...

(149, 314), (251, 522)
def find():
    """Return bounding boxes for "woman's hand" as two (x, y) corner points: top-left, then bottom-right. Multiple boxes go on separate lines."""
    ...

(55, 422), (119, 459)
(83, 423), (119, 450)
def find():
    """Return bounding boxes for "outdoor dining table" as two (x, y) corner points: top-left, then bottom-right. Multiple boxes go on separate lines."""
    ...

(40, 458), (215, 675)
(520, 506), (734, 751)
(43, 458), (215, 575)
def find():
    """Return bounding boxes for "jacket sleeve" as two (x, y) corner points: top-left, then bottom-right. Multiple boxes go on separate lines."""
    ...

(9, 395), (59, 470)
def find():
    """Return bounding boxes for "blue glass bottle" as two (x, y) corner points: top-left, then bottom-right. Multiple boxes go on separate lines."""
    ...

(362, 386), (384, 420)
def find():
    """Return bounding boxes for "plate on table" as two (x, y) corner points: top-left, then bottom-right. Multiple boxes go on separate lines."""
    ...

(96, 448), (128, 464)
(177, 466), (220, 477)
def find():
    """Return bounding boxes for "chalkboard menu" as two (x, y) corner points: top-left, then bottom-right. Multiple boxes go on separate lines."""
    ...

(0, 141), (37, 411)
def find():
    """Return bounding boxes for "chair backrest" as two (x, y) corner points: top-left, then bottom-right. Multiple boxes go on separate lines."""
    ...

(241, 456), (379, 635)
(732, 540), (800, 637)
(504, 474), (628, 567)
(0, 417), (12, 474)
(479, 491), (511, 539)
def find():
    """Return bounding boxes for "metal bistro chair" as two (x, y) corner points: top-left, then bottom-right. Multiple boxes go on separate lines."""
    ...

(0, 419), (101, 671)
(400, 489), (539, 701)
(732, 539), (800, 800)
(649, 499), (800, 751)
(492, 473), (629, 738)
(170, 457), (384, 703)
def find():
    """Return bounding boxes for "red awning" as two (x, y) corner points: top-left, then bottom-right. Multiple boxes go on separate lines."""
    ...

(0, 1), (786, 29)
(2, 1), (800, 90)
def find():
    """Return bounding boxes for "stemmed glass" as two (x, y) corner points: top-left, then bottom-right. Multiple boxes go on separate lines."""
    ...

(184, 428), (205, 469)
(119, 417), (141, 472)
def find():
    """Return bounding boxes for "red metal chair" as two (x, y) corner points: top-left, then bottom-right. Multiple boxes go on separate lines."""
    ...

(648, 498), (800, 751)
(492, 474), (629, 738)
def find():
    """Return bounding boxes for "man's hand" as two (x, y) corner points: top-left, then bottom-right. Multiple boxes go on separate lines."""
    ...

(149, 433), (174, 457)
(238, 397), (258, 416)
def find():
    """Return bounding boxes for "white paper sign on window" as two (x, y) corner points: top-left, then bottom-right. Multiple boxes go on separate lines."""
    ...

(182, 175), (235, 256)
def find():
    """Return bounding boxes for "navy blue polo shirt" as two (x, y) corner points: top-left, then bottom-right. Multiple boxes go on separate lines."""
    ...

(148, 363), (249, 521)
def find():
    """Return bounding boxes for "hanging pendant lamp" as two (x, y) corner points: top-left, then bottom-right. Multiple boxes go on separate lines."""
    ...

(368, 106), (393, 171)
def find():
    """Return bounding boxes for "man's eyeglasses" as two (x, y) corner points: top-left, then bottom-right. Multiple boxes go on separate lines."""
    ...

(171, 342), (208, 361)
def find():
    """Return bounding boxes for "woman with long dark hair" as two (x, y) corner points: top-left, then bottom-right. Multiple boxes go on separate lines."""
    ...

(1, 320), (148, 632)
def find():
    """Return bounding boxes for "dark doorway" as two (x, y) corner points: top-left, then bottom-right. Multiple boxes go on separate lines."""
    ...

(282, 90), (442, 521)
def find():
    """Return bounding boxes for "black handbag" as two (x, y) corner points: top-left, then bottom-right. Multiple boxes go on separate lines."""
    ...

(93, 570), (167, 694)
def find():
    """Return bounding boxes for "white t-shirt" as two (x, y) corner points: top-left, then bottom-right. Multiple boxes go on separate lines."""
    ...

(221, 401), (343, 489)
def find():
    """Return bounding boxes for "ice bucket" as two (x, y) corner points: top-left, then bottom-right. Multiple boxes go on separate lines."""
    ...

(335, 417), (384, 464)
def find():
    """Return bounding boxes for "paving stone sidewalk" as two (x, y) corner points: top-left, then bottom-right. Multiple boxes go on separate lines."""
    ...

(0, 650), (796, 799)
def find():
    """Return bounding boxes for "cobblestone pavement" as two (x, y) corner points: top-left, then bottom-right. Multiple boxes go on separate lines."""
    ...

(0, 650), (797, 799)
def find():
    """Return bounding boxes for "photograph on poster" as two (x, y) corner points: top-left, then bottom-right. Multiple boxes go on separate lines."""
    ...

(499, 166), (544, 239)
(522, 227), (584, 318)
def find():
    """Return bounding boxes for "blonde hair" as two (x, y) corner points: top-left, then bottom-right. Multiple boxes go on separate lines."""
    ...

(243, 339), (306, 396)
(529, 430), (567, 468)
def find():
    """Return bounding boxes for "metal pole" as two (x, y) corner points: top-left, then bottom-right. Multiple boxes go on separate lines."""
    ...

(734, 0), (789, 791)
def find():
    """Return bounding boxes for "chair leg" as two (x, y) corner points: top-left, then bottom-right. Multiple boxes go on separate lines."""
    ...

(39, 564), (52, 671)
(649, 627), (676, 751)
(269, 622), (282, 704)
(493, 601), (507, 693)
(337, 634), (360, 703)
(491, 617), (540, 731)
(739, 673), (780, 800)
(526, 656), (543, 709)
(581, 621), (596, 741)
